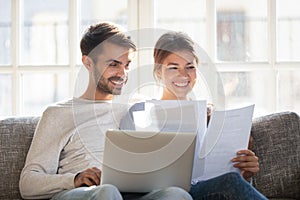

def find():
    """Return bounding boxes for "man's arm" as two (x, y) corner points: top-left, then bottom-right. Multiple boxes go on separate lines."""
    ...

(19, 106), (76, 199)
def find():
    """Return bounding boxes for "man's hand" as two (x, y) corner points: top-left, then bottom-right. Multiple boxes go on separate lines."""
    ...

(74, 167), (102, 187)
(231, 149), (259, 182)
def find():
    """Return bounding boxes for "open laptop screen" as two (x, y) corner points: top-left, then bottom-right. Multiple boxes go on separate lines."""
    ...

(101, 129), (196, 193)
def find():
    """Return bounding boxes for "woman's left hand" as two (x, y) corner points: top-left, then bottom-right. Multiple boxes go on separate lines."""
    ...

(231, 149), (259, 181)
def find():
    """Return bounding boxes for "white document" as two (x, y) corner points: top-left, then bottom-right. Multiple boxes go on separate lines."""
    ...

(132, 100), (207, 182)
(133, 100), (206, 134)
(192, 104), (255, 183)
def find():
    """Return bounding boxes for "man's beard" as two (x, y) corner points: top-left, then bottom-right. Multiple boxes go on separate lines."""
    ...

(94, 68), (127, 95)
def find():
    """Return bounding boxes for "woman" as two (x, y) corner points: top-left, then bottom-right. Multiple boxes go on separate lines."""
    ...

(153, 31), (257, 182)
(120, 31), (267, 200)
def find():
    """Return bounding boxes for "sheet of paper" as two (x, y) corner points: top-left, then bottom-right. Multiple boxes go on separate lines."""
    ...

(133, 100), (206, 134)
(192, 104), (255, 183)
(133, 100), (207, 182)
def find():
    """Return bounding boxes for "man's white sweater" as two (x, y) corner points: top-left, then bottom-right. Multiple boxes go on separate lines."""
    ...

(19, 98), (128, 199)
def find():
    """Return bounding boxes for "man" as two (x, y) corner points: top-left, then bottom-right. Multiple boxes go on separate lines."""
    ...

(19, 22), (192, 200)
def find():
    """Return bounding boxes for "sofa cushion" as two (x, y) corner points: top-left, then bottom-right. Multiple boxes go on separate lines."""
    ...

(0, 116), (40, 200)
(251, 112), (300, 199)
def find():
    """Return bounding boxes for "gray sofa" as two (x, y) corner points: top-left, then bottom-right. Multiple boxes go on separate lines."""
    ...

(0, 112), (299, 200)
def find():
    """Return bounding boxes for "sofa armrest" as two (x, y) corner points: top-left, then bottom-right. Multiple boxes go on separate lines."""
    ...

(251, 111), (300, 199)
(0, 116), (40, 200)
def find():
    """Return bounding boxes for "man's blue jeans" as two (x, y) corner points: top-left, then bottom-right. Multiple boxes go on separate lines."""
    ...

(52, 172), (267, 200)
(51, 184), (122, 200)
(52, 184), (192, 200)
(189, 172), (268, 200)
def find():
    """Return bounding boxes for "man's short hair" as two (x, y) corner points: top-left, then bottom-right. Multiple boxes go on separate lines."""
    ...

(80, 22), (136, 59)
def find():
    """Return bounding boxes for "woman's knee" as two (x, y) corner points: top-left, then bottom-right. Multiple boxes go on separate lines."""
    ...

(224, 172), (242, 179)
(217, 172), (252, 193)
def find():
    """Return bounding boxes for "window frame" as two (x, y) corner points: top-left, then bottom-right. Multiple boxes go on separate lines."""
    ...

(1, 0), (300, 116)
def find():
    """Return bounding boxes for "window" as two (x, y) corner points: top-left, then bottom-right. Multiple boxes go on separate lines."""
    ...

(0, 0), (11, 65)
(0, 74), (12, 115)
(1, 0), (300, 117)
(154, 0), (300, 117)
(21, 0), (69, 65)
(0, 0), (12, 116)
(216, 0), (268, 62)
(277, 0), (300, 61)
(78, 0), (127, 64)
(156, 0), (207, 50)
(0, 0), (127, 116)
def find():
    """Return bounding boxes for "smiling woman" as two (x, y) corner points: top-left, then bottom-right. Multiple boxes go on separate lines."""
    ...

(158, 52), (197, 100)
(119, 30), (267, 200)
(153, 32), (198, 100)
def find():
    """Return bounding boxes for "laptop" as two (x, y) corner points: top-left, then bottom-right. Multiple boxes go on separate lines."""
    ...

(101, 129), (196, 193)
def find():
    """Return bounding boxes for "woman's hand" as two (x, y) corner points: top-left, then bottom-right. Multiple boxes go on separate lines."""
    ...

(231, 149), (259, 181)
(74, 167), (102, 187)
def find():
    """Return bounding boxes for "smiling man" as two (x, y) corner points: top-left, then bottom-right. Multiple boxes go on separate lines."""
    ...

(19, 22), (193, 200)
(81, 42), (132, 99)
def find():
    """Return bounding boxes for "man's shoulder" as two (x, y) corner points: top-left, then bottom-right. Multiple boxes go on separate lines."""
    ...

(42, 98), (75, 117)
(45, 98), (73, 109)
(42, 97), (121, 118)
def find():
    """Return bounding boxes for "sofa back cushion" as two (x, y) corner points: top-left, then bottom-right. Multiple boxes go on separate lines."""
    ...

(251, 112), (300, 199)
(0, 117), (39, 200)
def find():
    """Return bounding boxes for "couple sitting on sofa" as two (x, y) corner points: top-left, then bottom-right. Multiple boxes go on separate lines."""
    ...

(19, 21), (267, 200)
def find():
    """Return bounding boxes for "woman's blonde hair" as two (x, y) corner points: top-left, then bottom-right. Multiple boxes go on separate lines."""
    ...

(153, 31), (198, 80)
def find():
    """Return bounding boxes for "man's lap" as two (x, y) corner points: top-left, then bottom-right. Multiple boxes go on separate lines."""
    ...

(52, 185), (192, 200)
